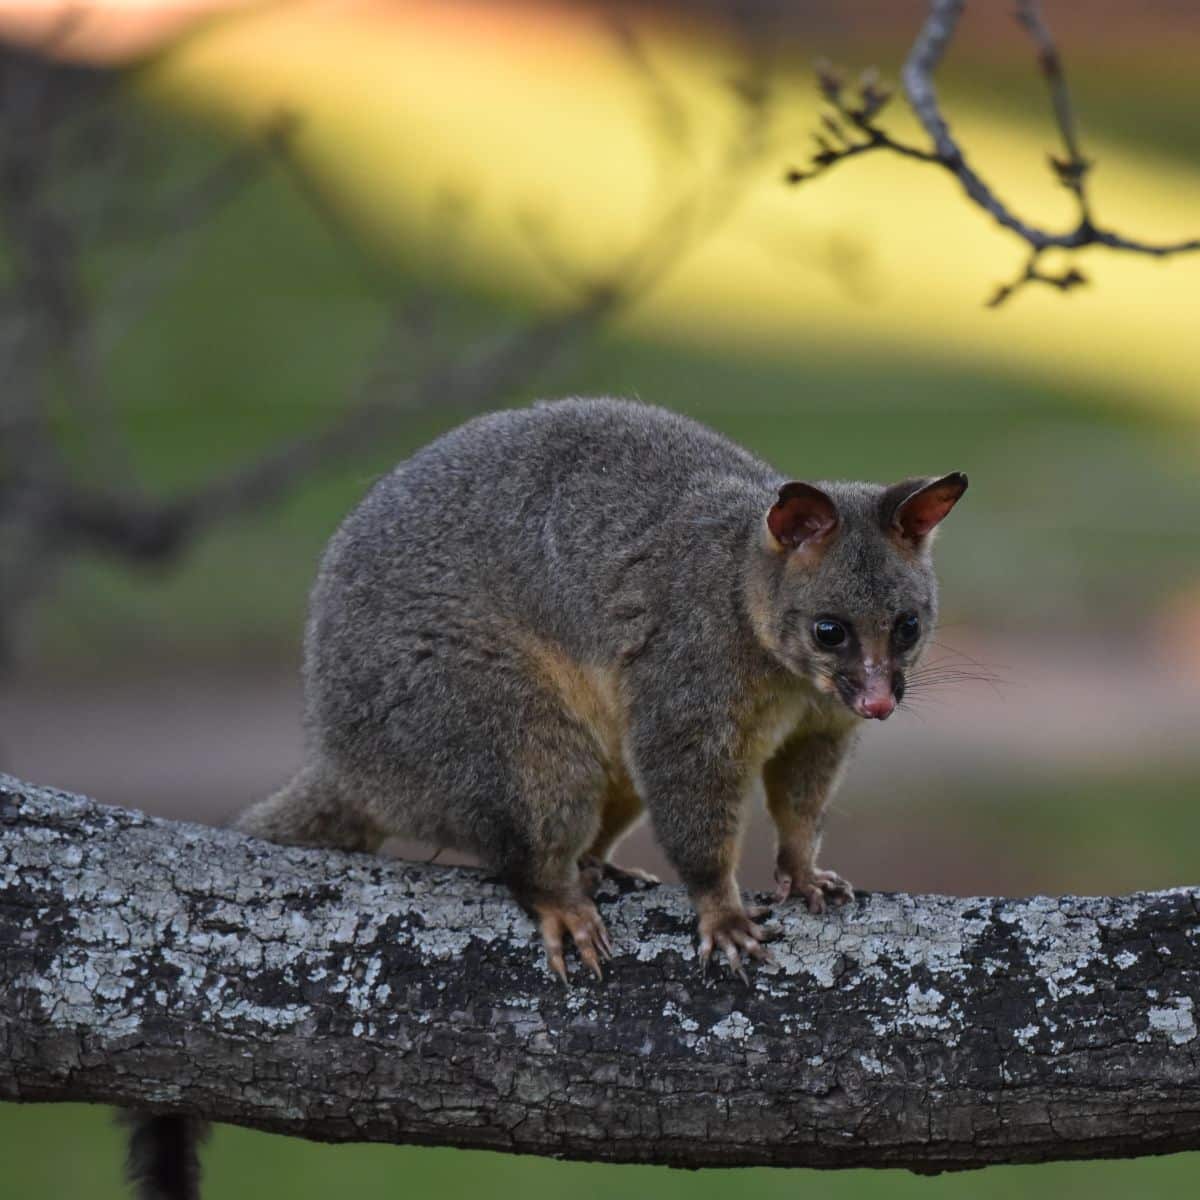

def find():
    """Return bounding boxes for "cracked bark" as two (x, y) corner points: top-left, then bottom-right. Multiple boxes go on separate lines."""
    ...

(3, 775), (1200, 1172)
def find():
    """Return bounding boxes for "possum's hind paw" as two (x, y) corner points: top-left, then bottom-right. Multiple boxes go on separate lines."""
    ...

(535, 897), (613, 983)
(578, 855), (660, 894)
(774, 866), (854, 914)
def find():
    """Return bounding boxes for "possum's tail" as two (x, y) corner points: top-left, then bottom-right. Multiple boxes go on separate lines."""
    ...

(115, 770), (377, 1199)
(233, 765), (383, 852)
(120, 1112), (209, 1200)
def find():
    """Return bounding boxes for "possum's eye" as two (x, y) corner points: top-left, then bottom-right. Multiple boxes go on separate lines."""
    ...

(812, 619), (848, 648)
(894, 613), (921, 648)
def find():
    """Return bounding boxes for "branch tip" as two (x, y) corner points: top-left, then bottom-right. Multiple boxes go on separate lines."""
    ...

(786, 0), (1199, 306)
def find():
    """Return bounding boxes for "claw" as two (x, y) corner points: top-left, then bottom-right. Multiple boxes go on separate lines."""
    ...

(578, 856), (660, 892)
(597, 923), (614, 958)
(697, 902), (771, 983)
(536, 898), (613, 983)
(608, 864), (660, 886)
(720, 940), (749, 984)
(776, 866), (855, 914)
(730, 927), (772, 962)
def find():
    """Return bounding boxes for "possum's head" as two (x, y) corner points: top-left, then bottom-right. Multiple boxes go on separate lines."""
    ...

(747, 473), (967, 720)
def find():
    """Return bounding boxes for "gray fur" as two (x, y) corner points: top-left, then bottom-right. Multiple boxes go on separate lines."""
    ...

(236, 398), (963, 967)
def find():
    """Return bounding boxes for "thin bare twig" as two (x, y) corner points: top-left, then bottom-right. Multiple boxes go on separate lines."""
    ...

(0, 26), (773, 663)
(0, 47), (308, 664)
(986, 249), (1086, 308)
(784, 58), (938, 188)
(787, 0), (1200, 305)
(1014, 0), (1091, 223)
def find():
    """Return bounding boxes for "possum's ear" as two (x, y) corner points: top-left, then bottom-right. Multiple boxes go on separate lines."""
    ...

(765, 482), (839, 552)
(887, 472), (968, 547)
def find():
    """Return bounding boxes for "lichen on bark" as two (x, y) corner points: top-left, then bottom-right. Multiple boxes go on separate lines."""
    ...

(2, 774), (1199, 1170)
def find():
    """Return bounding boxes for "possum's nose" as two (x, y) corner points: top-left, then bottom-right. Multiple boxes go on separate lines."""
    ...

(855, 662), (897, 719)
(855, 694), (896, 720)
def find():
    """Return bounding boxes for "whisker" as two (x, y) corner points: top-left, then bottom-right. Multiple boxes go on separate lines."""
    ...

(909, 644), (1011, 691)
(905, 647), (1011, 698)
(916, 669), (1004, 685)
(929, 638), (1002, 669)
(921, 665), (1009, 688)
(904, 675), (1006, 700)
(898, 689), (952, 708)
(926, 638), (1012, 685)
(908, 669), (1006, 685)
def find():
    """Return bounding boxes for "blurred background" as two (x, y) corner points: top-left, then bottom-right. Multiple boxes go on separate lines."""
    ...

(1, 1), (1198, 1196)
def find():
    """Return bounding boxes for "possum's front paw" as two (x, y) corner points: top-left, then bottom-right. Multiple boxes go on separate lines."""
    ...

(696, 903), (774, 983)
(774, 862), (854, 914)
(535, 896), (613, 983)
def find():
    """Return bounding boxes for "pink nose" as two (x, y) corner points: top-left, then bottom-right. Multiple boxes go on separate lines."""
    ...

(856, 695), (896, 720)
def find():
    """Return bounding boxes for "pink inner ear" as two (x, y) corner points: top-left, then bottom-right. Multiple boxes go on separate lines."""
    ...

(767, 483), (838, 549)
(896, 481), (963, 539)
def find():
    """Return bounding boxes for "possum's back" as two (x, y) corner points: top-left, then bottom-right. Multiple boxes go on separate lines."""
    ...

(305, 397), (775, 680)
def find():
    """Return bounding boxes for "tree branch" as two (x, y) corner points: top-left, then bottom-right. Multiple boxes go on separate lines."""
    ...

(40, 292), (614, 565)
(0, 34), (773, 662)
(4, 774), (1200, 1171)
(787, 0), (1200, 305)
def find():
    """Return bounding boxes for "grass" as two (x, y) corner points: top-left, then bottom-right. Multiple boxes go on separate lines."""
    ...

(3, 1101), (1200, 1200)
(899, 766), (1200, 896)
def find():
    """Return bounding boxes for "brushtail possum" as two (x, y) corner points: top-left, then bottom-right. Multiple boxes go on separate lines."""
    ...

(238, 397), (966, 978)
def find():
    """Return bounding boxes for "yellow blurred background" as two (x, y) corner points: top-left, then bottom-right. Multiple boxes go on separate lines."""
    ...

(144, 0), (1200, 416)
